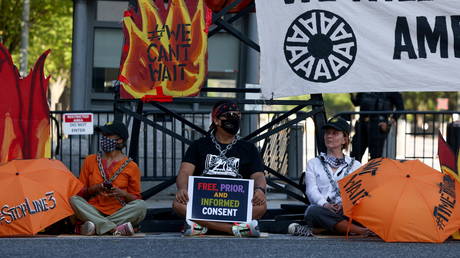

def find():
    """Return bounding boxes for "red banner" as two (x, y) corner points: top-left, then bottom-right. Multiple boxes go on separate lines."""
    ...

(0, 43), (50, 162)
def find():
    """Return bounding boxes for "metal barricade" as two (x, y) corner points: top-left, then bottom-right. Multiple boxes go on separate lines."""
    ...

(50, 109), (458, 200)
(49, 110), (314, 181)
(333, 110), (460, 169)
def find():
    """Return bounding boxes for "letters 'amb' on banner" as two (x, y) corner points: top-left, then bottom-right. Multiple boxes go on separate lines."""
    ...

(255, 0), (460, 98)
(118, 0), (208, 99)
(186, 176), (254, 223)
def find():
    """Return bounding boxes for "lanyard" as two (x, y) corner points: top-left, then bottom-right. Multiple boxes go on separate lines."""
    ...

(318, 156), (355, 204)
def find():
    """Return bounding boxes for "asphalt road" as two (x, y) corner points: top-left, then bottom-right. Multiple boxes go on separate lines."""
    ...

(2, 233), (460, 258)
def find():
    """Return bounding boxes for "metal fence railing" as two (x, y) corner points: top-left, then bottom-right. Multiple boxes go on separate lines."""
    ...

(50, 110), (315, 181)
(333, 110), (460, 170)
(50, 111), (116, 176)
(50, 110), (459, 183)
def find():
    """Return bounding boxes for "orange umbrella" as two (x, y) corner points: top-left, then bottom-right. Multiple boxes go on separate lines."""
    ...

(338, 158), (460, 243)
(0, 159), (83, 236)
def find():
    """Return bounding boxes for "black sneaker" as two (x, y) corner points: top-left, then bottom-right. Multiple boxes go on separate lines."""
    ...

(288, 223), (313, 237)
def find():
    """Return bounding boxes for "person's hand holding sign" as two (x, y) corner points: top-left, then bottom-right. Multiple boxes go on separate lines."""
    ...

(252, 186), (266, 206)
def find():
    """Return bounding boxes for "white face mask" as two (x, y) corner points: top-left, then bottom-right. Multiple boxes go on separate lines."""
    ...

(100, 135), (118, 153)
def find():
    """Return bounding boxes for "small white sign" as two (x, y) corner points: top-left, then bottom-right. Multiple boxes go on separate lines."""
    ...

(62, 113), (94, 135)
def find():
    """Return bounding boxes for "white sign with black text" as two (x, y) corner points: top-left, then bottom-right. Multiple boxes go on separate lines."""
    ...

(62, 113), (94, 135)
(255, 0), (460, 98)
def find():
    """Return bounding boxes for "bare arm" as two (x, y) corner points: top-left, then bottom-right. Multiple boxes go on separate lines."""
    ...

(250, 172), (267, 206)
(175, 162), (195, 204)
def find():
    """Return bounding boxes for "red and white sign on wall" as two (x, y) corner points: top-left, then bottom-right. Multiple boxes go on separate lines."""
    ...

(62, 113), (94, 135)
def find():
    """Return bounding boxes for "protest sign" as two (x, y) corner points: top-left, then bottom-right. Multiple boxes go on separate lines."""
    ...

(186, 176), (253, 223)
(118, 0), (208, 99)
(256, 0), (460, 98)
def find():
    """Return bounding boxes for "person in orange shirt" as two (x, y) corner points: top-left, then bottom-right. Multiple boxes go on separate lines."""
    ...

(70, 121), (146, 236)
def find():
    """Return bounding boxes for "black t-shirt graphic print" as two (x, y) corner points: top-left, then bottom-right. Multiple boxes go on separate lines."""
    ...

(183, 136), (264, 179)
(204, 154), (240, 178)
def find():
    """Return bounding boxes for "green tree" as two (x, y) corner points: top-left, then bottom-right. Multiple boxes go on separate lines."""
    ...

(0, 0), (73, 110)
(272, 93), (354, 117)
(0, 0), (23, 54)
(322, 93), (354, 116)
(272, 91), (458, 117)
(402, 92), (458, 111)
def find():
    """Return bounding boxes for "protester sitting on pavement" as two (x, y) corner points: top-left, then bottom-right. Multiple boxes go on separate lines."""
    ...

(70, 121), (147, 236)
(172, 100), (267, 237)
(289, 117), (372, 237)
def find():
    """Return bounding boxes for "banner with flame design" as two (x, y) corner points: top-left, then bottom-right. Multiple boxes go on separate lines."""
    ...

(0, 43), (51, 163)
(438, 132), (460, 240)
(119, 0), (208, 99)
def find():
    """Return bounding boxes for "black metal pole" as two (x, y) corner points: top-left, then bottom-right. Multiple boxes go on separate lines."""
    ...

(149, 101), (208, 135)
(311, 94), (327, 154)
(113, 81), (124, 123)
(128, 100), (143, 163)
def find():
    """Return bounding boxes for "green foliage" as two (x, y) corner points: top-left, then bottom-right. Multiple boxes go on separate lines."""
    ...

(322, 93), (354, 117)
(271, 93), (353, 115)
(272, 92), (458, 116)
(402, 92), (458, 111)
(0, 0), (23, 54)
(0, 0), (73, 80)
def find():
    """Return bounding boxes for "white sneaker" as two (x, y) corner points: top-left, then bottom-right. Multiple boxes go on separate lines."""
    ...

(232, 220), (260, 237)
(79, 221), (96, 236)
(183, 220), (208, 236)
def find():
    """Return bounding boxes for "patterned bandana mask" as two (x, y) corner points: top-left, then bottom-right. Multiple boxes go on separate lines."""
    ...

(100, 135), (118, 153)
(320, 152), (346, 168)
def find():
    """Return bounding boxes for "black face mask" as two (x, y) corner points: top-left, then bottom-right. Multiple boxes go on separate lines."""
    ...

(220, 114), (240, 135)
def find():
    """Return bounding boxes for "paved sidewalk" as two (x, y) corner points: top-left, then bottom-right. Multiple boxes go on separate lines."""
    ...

(2, 233), (460, 258)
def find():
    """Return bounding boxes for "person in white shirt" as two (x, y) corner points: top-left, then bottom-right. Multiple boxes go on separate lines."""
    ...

(289, 117), (373, 236)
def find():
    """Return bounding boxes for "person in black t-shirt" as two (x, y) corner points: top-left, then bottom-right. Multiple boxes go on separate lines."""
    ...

(172, 100), (267, 237)
(350, 92), (404, 162)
